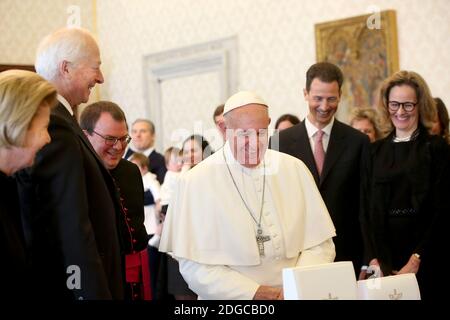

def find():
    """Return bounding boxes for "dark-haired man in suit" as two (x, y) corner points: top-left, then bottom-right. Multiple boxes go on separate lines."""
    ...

(272, 62), (369, 274)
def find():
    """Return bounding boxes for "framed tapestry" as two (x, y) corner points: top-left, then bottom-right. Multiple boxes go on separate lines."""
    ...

(315, 10), (399, 122)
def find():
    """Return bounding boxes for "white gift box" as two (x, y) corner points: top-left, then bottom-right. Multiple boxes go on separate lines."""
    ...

(282, 261), (357, 300)
(357, 273), (421, 300)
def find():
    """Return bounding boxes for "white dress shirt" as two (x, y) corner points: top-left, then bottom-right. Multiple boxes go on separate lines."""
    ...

(305, 116), (335, 153)
(57, 94), (73, 116)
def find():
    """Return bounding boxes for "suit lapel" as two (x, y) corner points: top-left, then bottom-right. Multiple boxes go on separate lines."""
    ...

(320, 120), (346, 185)
(123, 148), (135, 159)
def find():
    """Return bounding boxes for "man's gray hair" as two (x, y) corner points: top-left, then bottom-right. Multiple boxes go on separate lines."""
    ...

(35, 27), (97, 81)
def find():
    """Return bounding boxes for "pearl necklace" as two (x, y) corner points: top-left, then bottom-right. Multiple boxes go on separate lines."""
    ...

(393, 135), (412, 142)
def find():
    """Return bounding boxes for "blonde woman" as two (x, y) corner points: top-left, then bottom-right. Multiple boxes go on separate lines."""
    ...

(0, 69), (57, 297)
(349, 107), (381, 142)
(360, 70), (450, 300)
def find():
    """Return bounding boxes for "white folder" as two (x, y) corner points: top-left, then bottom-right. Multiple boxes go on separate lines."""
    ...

(282, 261), (357, 300)
(357, 273), (421, 300)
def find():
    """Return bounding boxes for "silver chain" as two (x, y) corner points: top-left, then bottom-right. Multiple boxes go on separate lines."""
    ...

(222, 147), (266, 228)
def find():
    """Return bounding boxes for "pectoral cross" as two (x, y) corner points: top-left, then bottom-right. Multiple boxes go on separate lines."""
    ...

(256, 228), (271, 257)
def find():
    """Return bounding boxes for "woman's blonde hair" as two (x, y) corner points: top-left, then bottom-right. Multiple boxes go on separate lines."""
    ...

(377, 70), (436, 134)
(348, 107), (382, 140)
(0, 69), (57, 148)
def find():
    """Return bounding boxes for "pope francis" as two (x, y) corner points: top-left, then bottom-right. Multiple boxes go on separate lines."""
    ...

(159, 91), (336, 300)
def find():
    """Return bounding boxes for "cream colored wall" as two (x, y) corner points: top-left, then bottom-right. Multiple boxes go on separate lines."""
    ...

(0, 0), (98, 107)
(95, 0), (450, 149)
(2, 0), (450, 149)
(0, 0), (94, 64)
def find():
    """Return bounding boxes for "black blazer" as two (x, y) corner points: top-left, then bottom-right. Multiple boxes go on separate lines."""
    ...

(16, 103), (124, 300)
(360, 129), (450, 298)
(0, 172), (30, 298)
(110, 159), (149, 254)
(273, 119), (369, 270)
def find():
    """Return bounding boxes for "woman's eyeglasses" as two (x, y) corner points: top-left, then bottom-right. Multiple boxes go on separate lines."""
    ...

(388, 101), (417, 112)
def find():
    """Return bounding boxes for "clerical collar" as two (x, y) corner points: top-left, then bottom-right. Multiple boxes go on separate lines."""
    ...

(305, 116), (334, 139)
(57, 94), (73, 116)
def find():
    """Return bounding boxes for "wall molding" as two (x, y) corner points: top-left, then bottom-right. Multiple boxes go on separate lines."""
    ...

(143, 36), (238, 151)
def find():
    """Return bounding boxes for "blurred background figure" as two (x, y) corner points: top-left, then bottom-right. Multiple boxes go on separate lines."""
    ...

(126, 119), (167, 184)
(153, 146), (182, 300)
(361, 70), (450, 300)
(429, 97), (450, 144)
(0, 69), (57, 297)
(213, 104), (226, 141)
(129, 153), (161, 235)
(129, 152), (162, 300)
(349, 107), (381, 143)
(181, 134), (213, 172)
(166, 134), (211, 300)
(274, 113), (300, 131)
(160, 147), (183, 218)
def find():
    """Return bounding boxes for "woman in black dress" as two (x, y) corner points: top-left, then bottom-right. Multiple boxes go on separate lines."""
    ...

(0, 70), (56, 298)
(361, 70), (450, 300)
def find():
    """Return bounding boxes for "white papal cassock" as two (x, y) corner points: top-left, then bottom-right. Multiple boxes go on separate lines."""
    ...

(159, 141), (336, 299)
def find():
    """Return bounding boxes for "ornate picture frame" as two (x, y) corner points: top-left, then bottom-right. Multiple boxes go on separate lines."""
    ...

(315, 10), (399, 121)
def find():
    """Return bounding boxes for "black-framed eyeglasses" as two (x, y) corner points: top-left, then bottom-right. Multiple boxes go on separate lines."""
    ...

(92, 130), (131, 146)
(388, 101), (417, 112)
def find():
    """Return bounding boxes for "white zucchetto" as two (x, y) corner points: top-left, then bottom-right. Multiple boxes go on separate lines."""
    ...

(223, 91), (268, 115)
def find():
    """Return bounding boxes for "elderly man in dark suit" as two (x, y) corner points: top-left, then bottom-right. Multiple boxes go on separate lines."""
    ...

(16, 28), (124, 300)
(272, 62), (369, 274)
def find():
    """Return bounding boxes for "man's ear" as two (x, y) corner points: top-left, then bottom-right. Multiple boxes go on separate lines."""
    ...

(59, 60), (71, 78)
(303, 88), (308, 100)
